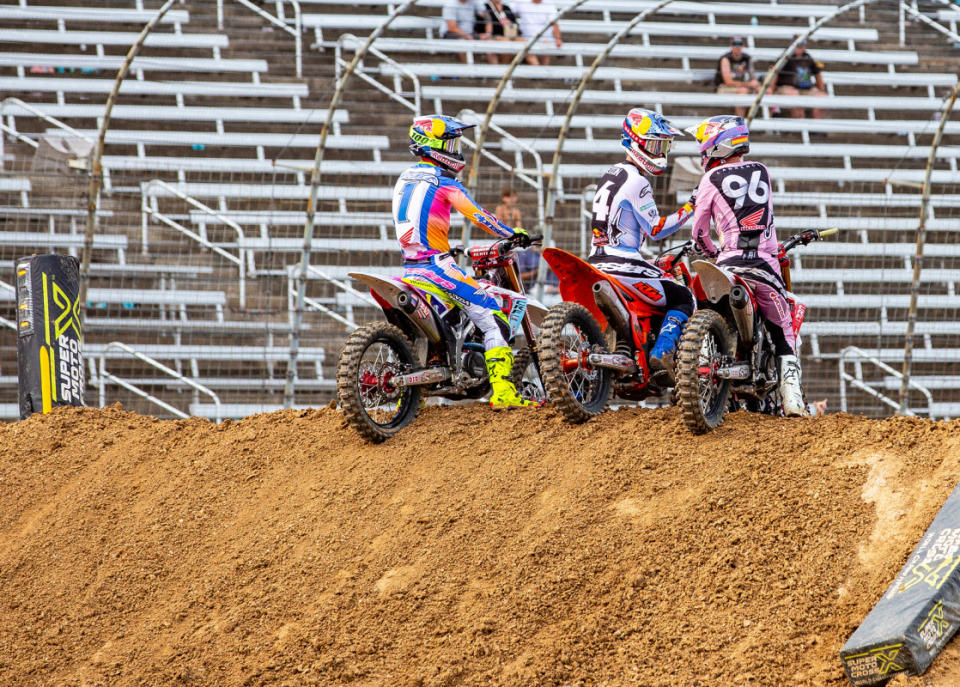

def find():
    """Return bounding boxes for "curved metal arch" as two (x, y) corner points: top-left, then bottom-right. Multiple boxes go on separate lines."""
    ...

(899, 77), (960, 413)
(465, 0), (595, 196)
(745, 0), (879, 125)
(544, 0), (678, 232)
(285, 0), (425, 406)
(80, 0), (176, 324)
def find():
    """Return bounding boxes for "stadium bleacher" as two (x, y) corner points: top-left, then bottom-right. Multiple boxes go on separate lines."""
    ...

(1, 0), (959, 418)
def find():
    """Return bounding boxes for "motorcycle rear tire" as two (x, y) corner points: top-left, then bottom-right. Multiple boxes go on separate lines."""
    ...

(539, 302), (611, 423)
(337, 322), (422, 443)
(676, 309), (734, 434)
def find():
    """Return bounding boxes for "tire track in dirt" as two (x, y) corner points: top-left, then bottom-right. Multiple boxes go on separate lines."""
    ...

(2, 404), (960, 686)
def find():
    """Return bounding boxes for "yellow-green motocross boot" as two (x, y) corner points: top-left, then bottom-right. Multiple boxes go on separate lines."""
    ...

(484, 346), (540, 410)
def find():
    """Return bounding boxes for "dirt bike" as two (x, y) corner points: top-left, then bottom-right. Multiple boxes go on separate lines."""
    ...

(674, 227), (838, 434)
(337, 234), (548, 442)
(538, 242), (702, 422)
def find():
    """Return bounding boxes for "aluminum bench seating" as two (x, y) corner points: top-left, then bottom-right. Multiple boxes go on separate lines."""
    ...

(488, 114), (960, 138)
(800, 294), (959, 309)
(301, 0), (838, 20)
(0, 29), (229, 50)
(0, 205), (111, 218)
(142, 182), (392, 201)
(0, 177), (30, 206)
(793, 243), (960, 258)
(1, 103), (347, 125)
(803, 322), (960, 336)
(380, 63), (956, 95)
(423, 86), (950, 119)
(85, 289), (227, 322)
(234, 237), (397, 252)
(309, 14), (874, 44)
(0, 232), (126, 260)
(90, 377), (332, 391)
(3, 77), (307, 99)
(190, 210), (392, 227)
(84, 317), (304, 334)
(503, 138), (960, 163)
(790, 268), (960, 284)
(84, 344), (327, 386)
(0, 53), (268, 76)
(0, 403), (20, 420)
(674, 192), (960, 209)
(0, 259), (206, 279)
(882, 377), (960, 392)
(829, 348), (960, 362)
(0, 6), (190, 24)
(359, 37), (918, 66)
(551, 164), (960, 187)
(64, 129), (384, 151)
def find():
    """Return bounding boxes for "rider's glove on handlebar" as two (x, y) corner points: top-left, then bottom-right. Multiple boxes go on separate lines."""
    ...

(512, 227), (532, 248)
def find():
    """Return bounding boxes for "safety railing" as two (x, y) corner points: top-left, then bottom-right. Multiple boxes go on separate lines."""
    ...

(336, 34), (421, 116)
(140, 179), (247, 308)
(286, 264), (376, 330)
(230, 0), (303, 78)
(900, 0), (960, 47)
(0, 97), (94, 168)
(839, 345), (934, 417)
(94, 341), (223, 423)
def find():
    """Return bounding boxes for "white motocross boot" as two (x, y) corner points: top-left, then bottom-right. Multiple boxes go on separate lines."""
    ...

(779, 355), (808, 417)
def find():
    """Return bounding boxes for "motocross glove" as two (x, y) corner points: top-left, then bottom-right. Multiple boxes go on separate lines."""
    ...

(512, 227), (532, 248)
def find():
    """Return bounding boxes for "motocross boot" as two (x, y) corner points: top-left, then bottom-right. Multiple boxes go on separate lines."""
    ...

(779, 355), (808, 417)
(648, 310), (689, 386)
(485, 346), (538, 410)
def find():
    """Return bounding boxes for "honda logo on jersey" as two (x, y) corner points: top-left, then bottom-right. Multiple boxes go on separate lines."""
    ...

(741, 207), (765, 229)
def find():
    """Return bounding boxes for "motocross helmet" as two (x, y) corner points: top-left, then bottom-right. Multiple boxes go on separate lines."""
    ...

(409, 114), (474, 174)
(621, 108), (683, 176)
(686, 115), (750, 172)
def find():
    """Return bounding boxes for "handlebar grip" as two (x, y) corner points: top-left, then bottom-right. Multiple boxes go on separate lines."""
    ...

(819, 227), (839, 238)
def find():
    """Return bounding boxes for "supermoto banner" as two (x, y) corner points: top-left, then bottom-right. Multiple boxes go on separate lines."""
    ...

(840, 482), (960, 685)
(16, 254), (85, 419)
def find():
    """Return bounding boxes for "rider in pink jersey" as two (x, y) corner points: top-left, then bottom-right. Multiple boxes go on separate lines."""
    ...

(687, 115), (806, 416)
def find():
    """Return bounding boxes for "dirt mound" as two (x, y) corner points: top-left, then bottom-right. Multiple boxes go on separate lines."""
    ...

(2, 405), (960, 686)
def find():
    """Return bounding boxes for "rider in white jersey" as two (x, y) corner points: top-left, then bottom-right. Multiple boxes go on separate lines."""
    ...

(588, 108), (696, 384)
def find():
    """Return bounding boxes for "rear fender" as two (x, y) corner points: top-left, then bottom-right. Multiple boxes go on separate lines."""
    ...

(349, 272), (441, 356)
(691, 260), (736, 304)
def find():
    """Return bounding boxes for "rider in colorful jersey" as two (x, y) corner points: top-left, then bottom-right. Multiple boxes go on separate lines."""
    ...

(686, 115), (806, 416)
(393, 113), (536, 409)
(588, 108), (696, 385)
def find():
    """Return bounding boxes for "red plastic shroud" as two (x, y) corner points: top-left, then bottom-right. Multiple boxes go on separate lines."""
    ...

(542, 247), (662, 354)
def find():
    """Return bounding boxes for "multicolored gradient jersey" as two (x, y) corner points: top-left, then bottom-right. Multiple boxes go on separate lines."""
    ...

(691, 160), (781, 276)
(392, 162), (514, 260)
(588, 162), (694, 261)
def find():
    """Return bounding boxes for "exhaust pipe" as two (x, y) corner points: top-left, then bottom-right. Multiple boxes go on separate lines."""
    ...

(729, 284), (754, 346)
(394, 291), (442, 343)
(393, 367), (450, 387)
(592, 281), (629, 333)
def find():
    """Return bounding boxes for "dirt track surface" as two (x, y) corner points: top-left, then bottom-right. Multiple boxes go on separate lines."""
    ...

(2, 405), (960, 686)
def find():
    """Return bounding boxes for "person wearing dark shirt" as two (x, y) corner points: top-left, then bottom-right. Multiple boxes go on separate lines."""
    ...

(479, 0), (524, 63)
(714, 36), (762, 117)
(772, 40), (826, 119)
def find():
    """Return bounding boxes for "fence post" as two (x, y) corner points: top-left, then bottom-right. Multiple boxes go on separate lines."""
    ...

(284, 0), (424, 408)
(899, 79), (960, 414)
(80, 0), (176, 329)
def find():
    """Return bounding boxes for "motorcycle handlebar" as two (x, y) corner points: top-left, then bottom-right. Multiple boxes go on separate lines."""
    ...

(781, 226), (839, 254)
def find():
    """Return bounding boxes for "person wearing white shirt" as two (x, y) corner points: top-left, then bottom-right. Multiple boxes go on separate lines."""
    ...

(514, 0), (562, 65)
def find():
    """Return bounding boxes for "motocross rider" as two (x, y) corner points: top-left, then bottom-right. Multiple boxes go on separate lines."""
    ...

(393, 114), (536, 409)
(686, 115), (806, 417)
(588, 108), (697, 385)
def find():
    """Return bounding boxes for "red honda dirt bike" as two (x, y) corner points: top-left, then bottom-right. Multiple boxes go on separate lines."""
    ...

(675, 227), (838, 434)
(337, 234), (547, 442)
(538, 242), (704, 422)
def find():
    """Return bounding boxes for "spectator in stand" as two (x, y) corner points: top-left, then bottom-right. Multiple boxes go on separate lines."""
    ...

(771, 39), (827, 119)
(442, 0), (487, 63)
(494, 187), (523, 228)
(714, 36), (762, 117)
(480, 0), (524, 64)
(515, 0), (563, 66)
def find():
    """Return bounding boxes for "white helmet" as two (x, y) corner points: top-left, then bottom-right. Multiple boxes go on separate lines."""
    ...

(620, 108), (683, 176)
